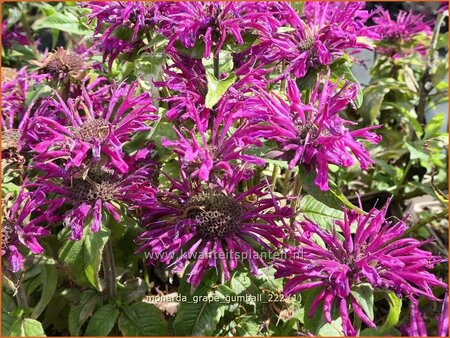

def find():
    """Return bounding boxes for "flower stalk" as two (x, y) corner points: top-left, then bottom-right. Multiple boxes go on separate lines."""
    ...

(102, 239), (117, 300)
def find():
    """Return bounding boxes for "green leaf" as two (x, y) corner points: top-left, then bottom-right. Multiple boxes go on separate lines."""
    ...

(383, 102), (423, 137)
(350, 283), (374, 321)
(202, 50), (234, 75)
(117, 278), (148, 304)
(358, 85), (389, 124)
(425, 113), (445, 138)
(6, 8), (22, 29)
(32, 12), (92, 36)
(25, 84), (52, 108)
(204, 70), (236, 109)
(173, 284), (226, 336)
(118, 303), (169, 336)
(2, 292), (17, 312)
(316, 317), (344, 337)
(85, 304), (119, 336)
(299, 195), (344, 230)
(383, 291), (402, 327)
(406, 142), (429, 161)
(10, 318), (46, 336)
(298, 167), (343, 210)
(234, 316), (261, 336)
(31, 264), (58, 319)
(361, 327), (401, 336)
(68, 290), (101, 336)
(2, 311), (13, 336)
(331, 60), (363, 109)
(58, 226), (110, 289)
(83, 227), (110, 290)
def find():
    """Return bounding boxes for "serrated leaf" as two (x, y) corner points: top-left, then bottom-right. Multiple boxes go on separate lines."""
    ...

(84, 304), (118, 336)
(235, 315), (261, 336)
(350, 283), (374, 321)
(298, 167), (343, 210)
(32, 12), (92, 36)
(299, 195), (344, 230)
(10, 318), (46, 336)
(31, 264), (58, 319)
(68, 290), (101, 336)
(173, 284), (226, 336)
(58, 226), (110, 289)
(205, 70), (236, 109)
(118, 303), (169, 336)
(117, 278), (148, 304)
(83, 227), (110, 290)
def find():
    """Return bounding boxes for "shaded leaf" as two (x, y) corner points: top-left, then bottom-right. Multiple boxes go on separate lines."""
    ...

(118, 303), (169, 336)
(84, 304), (119, 336)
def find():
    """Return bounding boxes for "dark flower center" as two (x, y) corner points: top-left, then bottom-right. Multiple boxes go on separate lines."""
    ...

(73, 118), (110, 143)
(1, 67), (17, 83)
(1, 129), (20, 150)
(298, 36), (315, 52)
(1, 220), (14, 251)
(44, 47), (85, 77)
(71, 171), (118, 203)
(296, 122), (319, 143)
(185, 193), (244, 239)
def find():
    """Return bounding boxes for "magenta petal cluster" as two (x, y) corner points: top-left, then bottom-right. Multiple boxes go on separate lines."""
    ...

(83, 2), (161, 65)
(137, 173), (290, 287)
(158, 2), (285, 58)
(35, 150), (157, 240)
(274, 199), (447, 336)
(372, 8), (433, 57)
(26, 81), (158, 173)
(249, 72), (380, 190)
(255, 1), (378, 78)
(1, 187), (55, 272)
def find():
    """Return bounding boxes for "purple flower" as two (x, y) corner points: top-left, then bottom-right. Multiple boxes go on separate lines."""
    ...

(2, 67), (45, 133)
(255, 2), (378, 78)
(1, 20), (31, 49)
(402, 295), (449, 337)
(155, 54), (208, 121)
(1, 187), (54, 272)
(25, 81), (158, 174)
(248, 72), (380, 190)
(34, 150), (157, 241)
(2, 67), (46, 169)
(136, 172), (290, 287)
(158, 2), (285, 58)
(372, 8), (433, 57)
(84, 2), (161, 66)
(274, 199), (447, 336)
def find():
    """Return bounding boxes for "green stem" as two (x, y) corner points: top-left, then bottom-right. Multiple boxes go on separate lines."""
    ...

(102, 239), (117, 300)
(271, 165), (280, 190)
(282, 169), (290, 195)
(416, 11), (446, 124)
(393, 160), (412, 198)
(403, 209), (448, 237)
(290, 173), (302, 226)
(213, 54), (220, 79)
